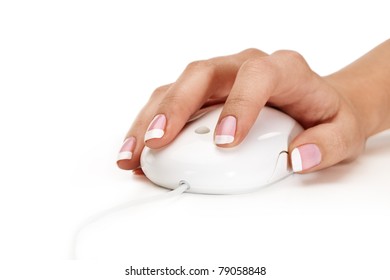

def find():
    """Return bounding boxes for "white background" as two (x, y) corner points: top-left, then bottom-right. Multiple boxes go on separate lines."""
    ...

(0, 0), (389, 279)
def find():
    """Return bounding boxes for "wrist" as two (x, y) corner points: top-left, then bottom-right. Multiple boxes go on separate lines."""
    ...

(324, 40), (390, 138)
(324, 73), (388, 139)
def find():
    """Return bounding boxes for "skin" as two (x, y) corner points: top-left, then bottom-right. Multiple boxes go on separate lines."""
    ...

(118, 39), (390, 174)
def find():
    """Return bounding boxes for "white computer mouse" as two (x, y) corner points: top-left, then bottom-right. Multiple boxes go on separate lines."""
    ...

(141, 105), (303, 194)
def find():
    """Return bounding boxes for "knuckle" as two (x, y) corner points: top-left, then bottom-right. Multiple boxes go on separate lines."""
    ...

(158, 93), (181, 108)
(329, 110), (367, 163)
(132, 114), (152, 130)
(227, 94), (261, 109)
(186, 60), (204, 70)
(241, 48), (263, 57)
(186, 59), (213, 71)
(272, 50), (312, 81)
(185, 59), (217, 78)
(242, 57), (277, 76)
(150, 85), (170, 99)
(331, 125), (357, 161)
(334, 133), (349, 160)
(345, 118), (366, 159)
(273, 49), (307, 67)
(158, 94), (192, 115)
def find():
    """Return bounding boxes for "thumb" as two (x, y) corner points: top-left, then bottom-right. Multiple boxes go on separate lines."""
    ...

(289, 121), (364, 173)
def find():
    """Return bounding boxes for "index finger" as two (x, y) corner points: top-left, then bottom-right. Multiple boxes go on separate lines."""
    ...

(143, 49), (268, 149)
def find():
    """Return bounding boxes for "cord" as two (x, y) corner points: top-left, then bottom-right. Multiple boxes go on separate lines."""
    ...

(69, 180), (190, 259)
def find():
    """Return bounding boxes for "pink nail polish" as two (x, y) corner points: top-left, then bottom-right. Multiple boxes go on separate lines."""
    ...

(144, 114), (166, 141)
(291, 144), (322, 172)
(117, 137), (136, 161)
(215, 116), (237, 144)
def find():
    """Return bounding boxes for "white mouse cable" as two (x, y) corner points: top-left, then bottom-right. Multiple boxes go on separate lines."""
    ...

(70, 180), (190, 259)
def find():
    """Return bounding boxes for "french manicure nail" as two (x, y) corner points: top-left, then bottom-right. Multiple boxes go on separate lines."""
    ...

(144, 114), (166, 141)
(291, 144), (322, 172)
(117, 136), (136, 161)
(215, 116), (237, 144)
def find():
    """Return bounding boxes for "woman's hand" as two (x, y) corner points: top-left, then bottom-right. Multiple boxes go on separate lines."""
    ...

(117, 41), (390, 173)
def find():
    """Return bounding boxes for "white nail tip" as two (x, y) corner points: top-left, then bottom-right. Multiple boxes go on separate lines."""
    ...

(117, 151), (133, 161)
(144, 129), (164, 141)
(215, 135), (234, 145)
(291, 148), (302, 172)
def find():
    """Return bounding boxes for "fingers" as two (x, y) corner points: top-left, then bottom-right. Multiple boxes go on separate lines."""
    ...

(214, 56), (277, 146)
(118, 49), (313, 172)
(289, 108), (365, 173)
(213, 50), (366, 176)
(143, 60), (217, 149)
(143, 49), (268, 149)
(117, 49), (267, 170)
(118, 48), (367, 177)
(213, 50), (314, 147)
(117, 84), (171, 170)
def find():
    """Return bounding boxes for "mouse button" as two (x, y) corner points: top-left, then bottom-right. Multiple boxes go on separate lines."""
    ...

(288, 122), (304, 142)
(251, 132), (289, 156)
(256, 131), (283, 141)
(268, 151), (291, 183)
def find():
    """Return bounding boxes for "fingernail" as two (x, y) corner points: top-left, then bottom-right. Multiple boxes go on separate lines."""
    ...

(215, 116), (237, 144)
(291, 144), (322, 172)
(117, 136), (136, 161)
(144, 114), (166, 141)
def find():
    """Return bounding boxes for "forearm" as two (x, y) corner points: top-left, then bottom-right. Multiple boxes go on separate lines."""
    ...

(325, 39), (390, 138)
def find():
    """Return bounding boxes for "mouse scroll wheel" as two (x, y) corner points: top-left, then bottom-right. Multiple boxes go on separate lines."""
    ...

(195, 126), (210, 134)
